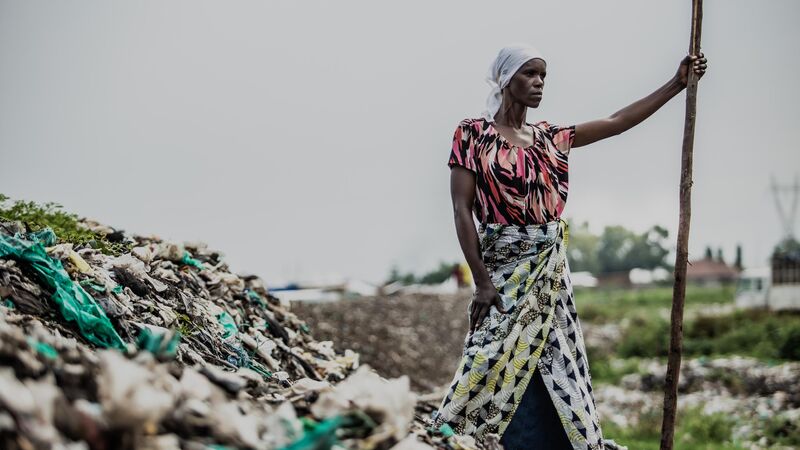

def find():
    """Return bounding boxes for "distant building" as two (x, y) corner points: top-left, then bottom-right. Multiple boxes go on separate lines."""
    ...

(768, 238), (800, 310)
(686, 257), (740, 287)
(568, 271), (597, 288)
(734, 239), (800, 311)
(594, 267), (670, 288)
(735, 267), (770, 309)
(629, 267), (671, 285)
(595, 271), (633, 288)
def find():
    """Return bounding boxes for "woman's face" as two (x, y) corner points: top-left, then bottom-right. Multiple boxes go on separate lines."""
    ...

(504, 58), (546, 108)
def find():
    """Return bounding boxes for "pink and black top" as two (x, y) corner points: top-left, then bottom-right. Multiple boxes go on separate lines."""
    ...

(447, 117), (576, 225)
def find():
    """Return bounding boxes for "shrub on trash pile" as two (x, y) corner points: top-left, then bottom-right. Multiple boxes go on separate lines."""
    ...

(0, 198), (489, 450)
(0, 194), (130, 255)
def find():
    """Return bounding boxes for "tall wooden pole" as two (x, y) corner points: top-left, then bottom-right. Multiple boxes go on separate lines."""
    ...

(660, 1), (703, 449)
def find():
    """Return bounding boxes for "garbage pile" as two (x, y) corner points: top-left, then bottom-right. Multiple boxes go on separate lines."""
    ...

(620, 356), (800, 400)
(0, 214), (497, 450)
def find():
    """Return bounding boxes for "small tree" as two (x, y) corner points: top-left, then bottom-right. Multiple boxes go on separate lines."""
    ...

(596, 224), (671, 274)
(735, 244), (743, 270)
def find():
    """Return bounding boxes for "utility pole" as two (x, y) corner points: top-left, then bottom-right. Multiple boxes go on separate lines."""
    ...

(771, 175), (799, 242)
(660, 1), (703, 449)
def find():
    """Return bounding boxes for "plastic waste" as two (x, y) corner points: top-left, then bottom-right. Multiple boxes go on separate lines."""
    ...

(0, 229), (125, 349)
(311, 365), (416, 443)
(215, 311), (238, 340)
(279, 416), (342, 450)
(181, 251), (204, 270)
(135, 324), (181, 359)
(26, 337), (58, 360)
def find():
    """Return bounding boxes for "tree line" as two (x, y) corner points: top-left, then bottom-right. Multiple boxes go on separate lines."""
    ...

(387, 219), (746, 285)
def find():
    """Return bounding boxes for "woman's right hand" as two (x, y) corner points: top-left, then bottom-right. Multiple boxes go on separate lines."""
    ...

(469, 284), (507, 334)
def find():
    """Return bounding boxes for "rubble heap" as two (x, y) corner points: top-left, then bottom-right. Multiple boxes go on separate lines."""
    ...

(596, 357), (800, 448)
(0, 214), (490, 450)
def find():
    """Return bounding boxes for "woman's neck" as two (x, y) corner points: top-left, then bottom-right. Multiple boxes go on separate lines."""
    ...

(493, 101), (528, 129)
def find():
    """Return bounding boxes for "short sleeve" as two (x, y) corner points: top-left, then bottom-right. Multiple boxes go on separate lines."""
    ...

(447, 119), (478, 174)
(546, 123), (576, 156)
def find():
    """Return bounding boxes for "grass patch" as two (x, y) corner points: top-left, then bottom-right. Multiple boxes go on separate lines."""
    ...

(617, 315), (671, 358)
(576, 285), (735, 324)
(576, 285), (800, 362)
(586, 350), (642, 384)
(759, 414), (800, 447)
(0, 194), (130, 255)
(683, 309), (800, 361)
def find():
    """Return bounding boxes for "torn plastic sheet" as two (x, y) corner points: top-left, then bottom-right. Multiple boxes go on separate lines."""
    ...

(279, 416), (343, 450)
(26, 337), (58, 360)
(181, 251), (204, 270)
(216, 311), (238, 340)
(0, 229), (125, 350)
(134, 324), (181, 359)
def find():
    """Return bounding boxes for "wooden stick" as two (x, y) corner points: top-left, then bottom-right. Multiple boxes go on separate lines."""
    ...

(660, 1), (703, 449)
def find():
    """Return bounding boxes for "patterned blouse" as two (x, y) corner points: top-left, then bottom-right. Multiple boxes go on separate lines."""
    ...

(447, 117), (576, 225)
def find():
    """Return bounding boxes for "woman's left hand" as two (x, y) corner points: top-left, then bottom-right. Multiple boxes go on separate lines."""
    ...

(675, 52), (707, 87)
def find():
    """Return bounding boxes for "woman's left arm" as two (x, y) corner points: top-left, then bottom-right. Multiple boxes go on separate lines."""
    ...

(572, 53), (707, 148)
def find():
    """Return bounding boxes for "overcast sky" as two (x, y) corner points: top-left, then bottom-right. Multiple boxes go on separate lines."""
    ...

(2, 0), (798, 285)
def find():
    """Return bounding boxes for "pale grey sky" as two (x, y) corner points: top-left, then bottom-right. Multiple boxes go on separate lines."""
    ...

(1, 1), (798, 284)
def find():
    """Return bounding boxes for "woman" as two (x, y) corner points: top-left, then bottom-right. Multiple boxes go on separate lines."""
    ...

(432, 44), (707, 450)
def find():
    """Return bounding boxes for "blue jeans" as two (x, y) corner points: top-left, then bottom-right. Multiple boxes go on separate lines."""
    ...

(499, 370), (573, 450)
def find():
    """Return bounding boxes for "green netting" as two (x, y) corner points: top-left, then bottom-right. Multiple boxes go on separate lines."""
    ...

(247, 360), (273, 380)
(30, 228), (57, 246)
(181, 251), (204, 269)
(27, 337), (58, 360)
(247, 289), (265, 306)
(0, 229), (126, 350)
(136, 327), (181, 358)
(279, 416), (343, 450)
(79, 279), (107, 293)
(216, 311), (238, 340)
(438, 423), (455, 438)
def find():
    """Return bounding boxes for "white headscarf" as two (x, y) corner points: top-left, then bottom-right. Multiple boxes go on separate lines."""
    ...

(482, 44), (546, 122)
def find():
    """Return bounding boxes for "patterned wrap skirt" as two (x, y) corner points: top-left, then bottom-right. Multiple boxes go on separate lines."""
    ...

(432, 218), (606, 450)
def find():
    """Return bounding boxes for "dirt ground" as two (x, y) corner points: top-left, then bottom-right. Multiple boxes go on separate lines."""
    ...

(291, 291), (474, 392)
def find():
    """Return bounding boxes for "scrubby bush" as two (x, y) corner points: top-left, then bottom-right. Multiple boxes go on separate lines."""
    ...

(606, 307), (800, 362)
(778, 323), (800, 360)
(617, 315), (670, 358)
(760, 414), (800, 447)
(0, 194), (130, 255)
(684, 309), (800, 361)
(601, 406), (741, 450)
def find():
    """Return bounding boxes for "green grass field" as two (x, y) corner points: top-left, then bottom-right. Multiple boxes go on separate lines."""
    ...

(577, 285), (800, 363)
(575, 284), (734, 324)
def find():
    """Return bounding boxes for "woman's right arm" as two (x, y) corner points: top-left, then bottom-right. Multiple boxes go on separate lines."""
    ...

(450, 167), (506, 334)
